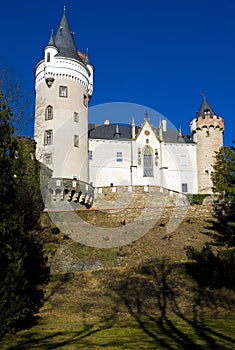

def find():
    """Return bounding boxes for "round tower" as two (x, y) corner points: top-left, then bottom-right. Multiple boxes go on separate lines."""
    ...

(34, 9), (94, 182)
(191, 97), (224, 194)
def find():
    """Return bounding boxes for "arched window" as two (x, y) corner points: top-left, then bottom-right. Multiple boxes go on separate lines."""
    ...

(143, 146), (153, 177)
(45, 105), (53, 120)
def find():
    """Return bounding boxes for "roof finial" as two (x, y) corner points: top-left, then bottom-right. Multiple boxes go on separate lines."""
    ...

(64, 5), (66, 14)
(144, 111), (149, 121)
(51, 29), (53, 36)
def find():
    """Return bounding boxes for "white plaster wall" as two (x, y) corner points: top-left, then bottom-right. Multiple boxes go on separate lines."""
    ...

(161, 143), (198, 193)
(89, 139), (132, 187)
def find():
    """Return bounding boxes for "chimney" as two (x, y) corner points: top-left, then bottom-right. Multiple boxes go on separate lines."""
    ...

(162, 119), (167, 132)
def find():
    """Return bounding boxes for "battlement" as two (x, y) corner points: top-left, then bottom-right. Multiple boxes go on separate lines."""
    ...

(35, 57), (91, 92)
(196, 114), (224, 131)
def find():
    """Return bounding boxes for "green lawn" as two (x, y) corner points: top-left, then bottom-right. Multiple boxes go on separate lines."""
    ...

(1, 263), (235, 349)
(1, 316), (235, 349)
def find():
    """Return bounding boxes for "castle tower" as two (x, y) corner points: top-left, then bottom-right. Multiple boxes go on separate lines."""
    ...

(190, 97), (224, 194)
(34, 8), (94, 182)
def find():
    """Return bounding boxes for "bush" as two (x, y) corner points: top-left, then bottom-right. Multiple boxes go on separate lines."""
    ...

(186, 244), (235, 289)
(51, 227), (60, 235)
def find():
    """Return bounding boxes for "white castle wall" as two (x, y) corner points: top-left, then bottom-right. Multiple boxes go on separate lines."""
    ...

(161, 143), (198, 193)
(89, 139), (132, 187)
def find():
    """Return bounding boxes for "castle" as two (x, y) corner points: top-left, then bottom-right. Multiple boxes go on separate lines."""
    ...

(34, 9), (224, 206)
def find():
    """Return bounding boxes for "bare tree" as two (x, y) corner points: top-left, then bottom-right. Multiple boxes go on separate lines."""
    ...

(0, 60), (34, 136)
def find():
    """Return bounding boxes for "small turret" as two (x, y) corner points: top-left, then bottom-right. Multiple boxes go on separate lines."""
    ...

(193, 96), (224, 194)
(195, 97), (224, 132)
(84, 48), (94, 98)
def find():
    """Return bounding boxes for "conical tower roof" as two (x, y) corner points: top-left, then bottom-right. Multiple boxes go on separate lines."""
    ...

(197, 96), (216, 117)
(54, 10), (82, 62)
(84, 48), (92, 65)
(47, 31), (56, 47)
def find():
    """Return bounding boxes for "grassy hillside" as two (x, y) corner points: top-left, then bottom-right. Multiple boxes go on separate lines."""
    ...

(1, 206), (235, 349)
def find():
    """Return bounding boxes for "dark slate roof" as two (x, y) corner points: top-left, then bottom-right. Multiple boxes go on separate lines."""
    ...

(88, 123), (139, 140)
(54, 12), (83, 62)
(197, 97), (216, 117)
(84, 48), (92, 65)
(88, 123), (193, 143)
(162, 130), (193, 143)
(48, 32), (56, 47)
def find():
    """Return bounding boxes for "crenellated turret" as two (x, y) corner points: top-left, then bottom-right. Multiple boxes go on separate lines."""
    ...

(192, 97), (224, 194)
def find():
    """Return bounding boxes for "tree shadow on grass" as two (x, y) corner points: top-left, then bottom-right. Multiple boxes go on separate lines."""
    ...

(113, 260), (235, 350)
(3, 261), (235, 349)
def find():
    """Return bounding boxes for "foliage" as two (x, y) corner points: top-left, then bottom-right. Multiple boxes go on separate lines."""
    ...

(0, 61), (34, 135)
(211, 145), (235, 204)
(51, 227), (60, 235)
(186, 244), (235, 289)
(186, 193), (208, 205)
(211, 144), (235, 244)
(0, 91), (49, 338)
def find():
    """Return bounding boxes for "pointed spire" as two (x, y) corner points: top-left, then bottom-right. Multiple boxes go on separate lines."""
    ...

(54, 10), (82, 61)
(177, 125), (183, 140)
(197, 96), (216, 118)
(47, 29), (55, 46)
(84, 48), (92, 65)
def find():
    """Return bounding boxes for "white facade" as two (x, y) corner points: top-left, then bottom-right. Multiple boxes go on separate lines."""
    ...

(89, 118), (198, 193)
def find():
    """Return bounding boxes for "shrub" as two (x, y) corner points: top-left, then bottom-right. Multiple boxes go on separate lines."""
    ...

(186, 244), (235, 289)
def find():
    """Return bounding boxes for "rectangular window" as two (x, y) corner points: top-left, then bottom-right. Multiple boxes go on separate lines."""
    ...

(88, 150), (93, 160)
(44, 153), (52, 165)
(44, 130), (53, 145)
(116, 151), (123, 162)
(74, 135), (79, 147)
(47, 53), (50, 62)
(59, 85), (68, 97)
(74, 112), (79, 122)
(182, 183), (188, 193)
(83, 94), (88, 107)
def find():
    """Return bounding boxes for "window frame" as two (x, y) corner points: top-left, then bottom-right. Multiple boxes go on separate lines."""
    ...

(116, 151), (123, 162)
(143, 146), (153, 177)
(44, 129), (53, 145)
(59, 85), (68, 98)
(181, 183), (188, 193)
(74, 112), (79, 123)
(83, 94), (88, 107)
(88, 150), (93, 160)
(44, 153), (52, 165)
(45, 105), (53, 120)
(74, 135), (79, 148)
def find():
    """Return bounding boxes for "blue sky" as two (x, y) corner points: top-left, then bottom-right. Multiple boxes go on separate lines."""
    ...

(0, 0), (234, 145)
